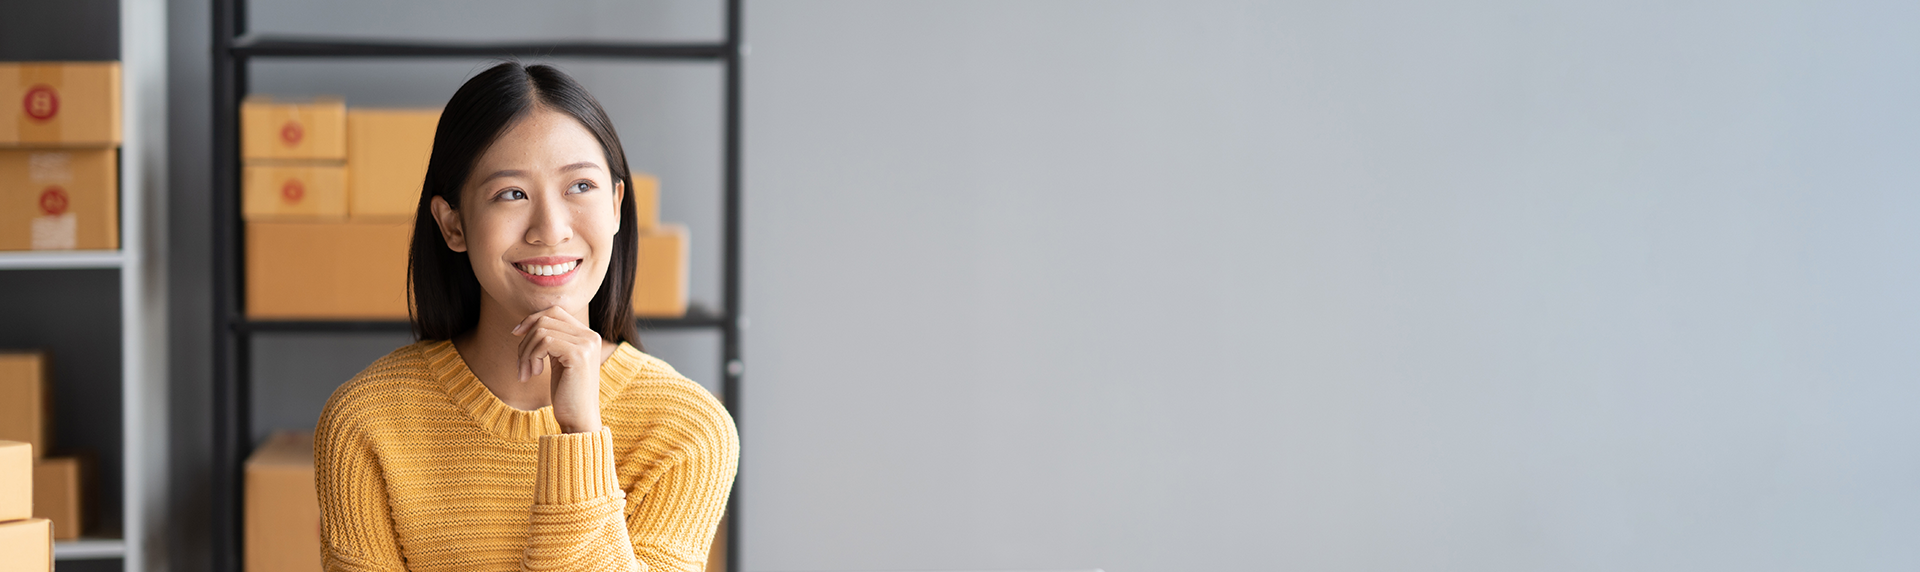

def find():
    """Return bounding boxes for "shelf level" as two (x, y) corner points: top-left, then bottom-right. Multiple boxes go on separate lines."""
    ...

(228, 35), (730, 60)
(55, 537), (127, 560)
(0, 250), (122, 270)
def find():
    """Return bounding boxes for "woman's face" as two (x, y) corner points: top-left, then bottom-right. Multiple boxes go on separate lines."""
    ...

(433, 106), (625, 318)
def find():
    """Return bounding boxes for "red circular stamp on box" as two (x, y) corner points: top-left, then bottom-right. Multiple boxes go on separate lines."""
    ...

(23, 84), (59, 122)
(39, 186), (70, 215)
(282, 179), (306, 203)
(280, 120), (305, 146)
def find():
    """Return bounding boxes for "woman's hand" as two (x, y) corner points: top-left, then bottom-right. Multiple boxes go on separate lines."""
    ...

(512, 305), (604, 433)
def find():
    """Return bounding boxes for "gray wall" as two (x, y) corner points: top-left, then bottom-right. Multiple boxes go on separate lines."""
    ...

(160, 1), (1920, 571)
(741, 2), (1920, 572)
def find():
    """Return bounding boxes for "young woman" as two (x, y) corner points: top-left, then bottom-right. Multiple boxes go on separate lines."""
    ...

(315, 62), (736, 572)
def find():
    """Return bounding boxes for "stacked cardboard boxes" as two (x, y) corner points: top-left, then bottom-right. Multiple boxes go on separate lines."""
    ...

(1, 62), (121, 252)
(246, 431), (322, 572)
(629, 174), (689, 318)
(0, 352), (88, 542)
(244, 99), (417, 319)
(243, 97), (689, 319)
(2, 441), (52, 571)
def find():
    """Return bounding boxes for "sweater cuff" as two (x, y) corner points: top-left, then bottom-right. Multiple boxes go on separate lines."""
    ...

(534, 426), (624, 505)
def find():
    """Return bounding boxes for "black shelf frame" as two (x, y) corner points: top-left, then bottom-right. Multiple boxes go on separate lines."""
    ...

(208, 2), (745, 571)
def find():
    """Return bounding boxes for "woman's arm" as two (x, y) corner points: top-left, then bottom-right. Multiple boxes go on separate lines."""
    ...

(314, 410), (407, 571)
(521, 428), (644, 571)
(623, 426), (738, 572)
(514, 307), (643, 570)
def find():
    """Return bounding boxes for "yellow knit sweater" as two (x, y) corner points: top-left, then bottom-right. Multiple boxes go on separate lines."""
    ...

(315, 339), (738, 572)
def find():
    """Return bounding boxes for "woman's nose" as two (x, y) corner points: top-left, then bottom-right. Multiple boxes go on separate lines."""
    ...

(524, 195), (573, 245)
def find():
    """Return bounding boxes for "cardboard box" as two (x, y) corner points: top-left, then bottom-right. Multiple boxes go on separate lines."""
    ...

(247, 221), (411, 319)
(246, 431), (321, 572)
(632, 224), (688, 318)
(0, 61), (121, 147)
(0, 353), (48, 456)
(0, 441), (30, 522)
(706, 515), (727, 572)
(32, 457), (84, 540)
(245, 162), (348, 221)
(0, 518), (51, 572)
(631, 172), (658, 231)
(244, 96), (346, 161)
(346, 108), (437, 220)
(0, 148), (119, 250)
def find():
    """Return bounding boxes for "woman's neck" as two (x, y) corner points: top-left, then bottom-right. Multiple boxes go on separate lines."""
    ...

(452, 297), (613, 412)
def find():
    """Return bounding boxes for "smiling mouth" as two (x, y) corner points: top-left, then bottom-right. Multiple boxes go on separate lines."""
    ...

(515, 260), (581, 276)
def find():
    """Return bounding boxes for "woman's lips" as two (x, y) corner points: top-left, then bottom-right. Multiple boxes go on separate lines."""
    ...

(513, 258), (582, 287)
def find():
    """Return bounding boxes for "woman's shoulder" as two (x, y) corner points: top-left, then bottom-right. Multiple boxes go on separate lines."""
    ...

(602, 343), (738, 444)
(318, 340), (448, 432)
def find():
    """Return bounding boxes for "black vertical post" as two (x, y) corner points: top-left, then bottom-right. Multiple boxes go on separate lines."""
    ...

(210, 0), (246, 569)
(721, 0), (745, 571)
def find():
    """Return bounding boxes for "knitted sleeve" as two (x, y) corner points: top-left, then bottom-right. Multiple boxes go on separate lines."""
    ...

(623, 441), (737, 572)
(522, 427), (644, 571)
(315, 414), (408, 571)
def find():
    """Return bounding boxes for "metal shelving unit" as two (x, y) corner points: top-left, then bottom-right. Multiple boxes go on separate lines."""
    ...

(1, 1), (171, 568)
(207, 1), (746, 571)
(0, 3), (170, 570)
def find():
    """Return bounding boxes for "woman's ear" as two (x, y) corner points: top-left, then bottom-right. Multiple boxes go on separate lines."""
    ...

(612, 179), (625, 235)
(429, 195), (468, 252)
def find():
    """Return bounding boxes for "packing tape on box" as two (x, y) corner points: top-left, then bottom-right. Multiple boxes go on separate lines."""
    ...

(28, 152), (76, 250)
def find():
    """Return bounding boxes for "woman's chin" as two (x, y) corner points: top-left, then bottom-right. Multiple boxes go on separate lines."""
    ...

(498, 291), (582, 316)
(484, 274), (605, 316)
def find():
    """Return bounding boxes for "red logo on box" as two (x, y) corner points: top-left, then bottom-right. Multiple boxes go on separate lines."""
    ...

(23, 85), (59, 121)
(281, 179), (306, 203)
(39, 186), (69, 215)
(281, 120), (304, 146)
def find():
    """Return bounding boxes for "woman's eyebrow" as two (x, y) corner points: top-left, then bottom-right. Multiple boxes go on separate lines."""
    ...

(475, 163), (601, 185)
(476, 169), (526, 185)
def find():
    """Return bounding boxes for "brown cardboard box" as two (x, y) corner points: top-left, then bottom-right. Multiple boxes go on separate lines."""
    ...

(632, 224), (689, 318)
(244, 162), (348, 221)
(0, 441), (30, 522)
(631, 172), (658, 231)
(0, 148), (119, 250)
(246, 431), (321, 572)
(0, 518), (51, 572)
(32, 457), (84, 540)
(346, 108), (437, 220)
(706, 516), (727, 572)
(0, 353), (48, 456)
(243, 96), (346, 161)
(0, 62), (121, 147)
(246, 221), (412, 319)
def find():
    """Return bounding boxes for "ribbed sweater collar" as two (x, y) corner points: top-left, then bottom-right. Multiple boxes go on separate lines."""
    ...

(421, 339), (645, 441)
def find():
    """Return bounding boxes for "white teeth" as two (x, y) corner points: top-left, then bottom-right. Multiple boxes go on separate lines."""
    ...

(520, 261), (578, 276)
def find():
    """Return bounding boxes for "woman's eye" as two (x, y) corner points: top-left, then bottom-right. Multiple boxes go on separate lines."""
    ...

(497, 189), (526, 201)
(569, 181), (595, 194)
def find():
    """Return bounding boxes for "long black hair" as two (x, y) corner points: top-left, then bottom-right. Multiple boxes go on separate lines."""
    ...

(408, 62), (640, 346)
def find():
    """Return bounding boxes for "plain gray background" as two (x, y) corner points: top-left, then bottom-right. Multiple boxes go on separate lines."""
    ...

(146, 1), (1920, 571)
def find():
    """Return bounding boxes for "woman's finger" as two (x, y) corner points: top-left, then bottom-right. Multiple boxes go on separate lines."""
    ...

(519, 318), (556, 379)
(517, 317), (559, 381)
(513, 307), (598, 382)
(510, 310), (547, 336)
